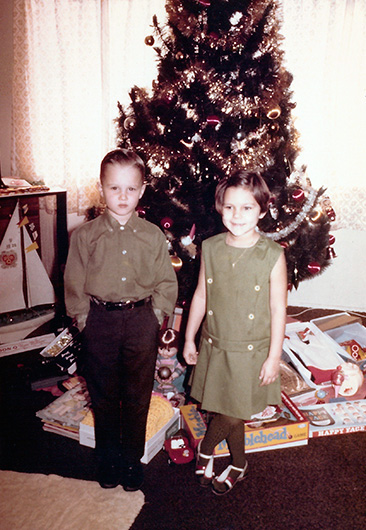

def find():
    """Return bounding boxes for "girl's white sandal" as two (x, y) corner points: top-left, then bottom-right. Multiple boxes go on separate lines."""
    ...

(195, 440), (215, 487)
(212, 461), (248, 495)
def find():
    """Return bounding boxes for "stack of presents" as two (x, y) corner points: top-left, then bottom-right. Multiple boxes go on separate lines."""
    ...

(30, 310), (366, 463)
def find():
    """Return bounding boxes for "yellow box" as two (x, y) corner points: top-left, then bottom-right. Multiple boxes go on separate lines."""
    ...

(180, 393), (309, 455)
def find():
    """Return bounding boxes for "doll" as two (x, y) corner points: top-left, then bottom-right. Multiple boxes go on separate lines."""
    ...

(154, 328), (186, 396)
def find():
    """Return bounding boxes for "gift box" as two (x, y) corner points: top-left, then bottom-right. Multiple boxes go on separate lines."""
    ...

(291, 394), (366, 438)
(283, 321), (347, 388)
(311, 313), (366, 364)
(180, 392), (308, 455)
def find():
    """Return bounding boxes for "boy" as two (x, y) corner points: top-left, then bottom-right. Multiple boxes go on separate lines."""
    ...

(64, 149), (178, 491)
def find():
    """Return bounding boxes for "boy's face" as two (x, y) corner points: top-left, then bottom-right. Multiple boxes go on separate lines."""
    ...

(99, 162), (145, 224)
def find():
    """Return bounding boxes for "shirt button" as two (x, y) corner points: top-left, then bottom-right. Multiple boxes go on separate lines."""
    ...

(121, 277), (126, 282)
(248, 313), (255, 320)
(208, 338), (213, 344)
(120, 226), (125, 230)
(122, 250), (127, 255)
(208, 310), (213, 316)
(207, 278), (213, 284)
(254, 285), (260, 291)
(248, 344), (254, 351)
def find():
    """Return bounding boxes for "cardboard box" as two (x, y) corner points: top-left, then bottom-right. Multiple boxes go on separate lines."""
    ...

(180, 392), (309, 455)
(79, 408), (181, 464)
(283, 321), (347, 389)
(311, 313), (366, 363)
(293, 397), (366, 438)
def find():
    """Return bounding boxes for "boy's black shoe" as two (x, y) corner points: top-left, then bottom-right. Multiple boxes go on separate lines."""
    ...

(122, 462), (144, 492)
(97, 461), (121, 489)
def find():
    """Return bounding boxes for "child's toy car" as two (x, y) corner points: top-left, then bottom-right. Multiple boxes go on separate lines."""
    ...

(163, 429), (194, 465)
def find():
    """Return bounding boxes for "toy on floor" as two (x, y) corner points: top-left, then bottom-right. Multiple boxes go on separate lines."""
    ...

(332, 362), (364, 397)
(154, 328), (186, 395)
(164, 429), (194, 465)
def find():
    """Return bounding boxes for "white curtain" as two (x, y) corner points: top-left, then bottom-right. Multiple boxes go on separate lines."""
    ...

(281, 0), (366, 230)
(12, 0), (366, 226)
(12, 0), (166, 213)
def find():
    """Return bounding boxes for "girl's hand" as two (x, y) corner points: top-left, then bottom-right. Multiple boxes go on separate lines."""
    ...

(259, 357), (280, 386)
(183, 341), (198, 365)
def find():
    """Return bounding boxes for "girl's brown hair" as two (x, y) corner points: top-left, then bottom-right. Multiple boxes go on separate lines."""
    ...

(215, 170), (270, 214)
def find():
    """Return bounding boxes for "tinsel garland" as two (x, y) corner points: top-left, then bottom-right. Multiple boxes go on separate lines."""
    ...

(260, 187), (319, 240)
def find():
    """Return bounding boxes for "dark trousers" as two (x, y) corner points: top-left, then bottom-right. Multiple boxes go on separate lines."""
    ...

(82, 301), (159, 464)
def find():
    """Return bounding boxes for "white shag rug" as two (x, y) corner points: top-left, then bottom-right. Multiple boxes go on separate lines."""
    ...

(0, 470), (144, 530)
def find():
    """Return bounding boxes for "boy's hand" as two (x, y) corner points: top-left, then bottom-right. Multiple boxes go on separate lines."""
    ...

(259, 357), (280, 386)
(183, 341), (198, 365)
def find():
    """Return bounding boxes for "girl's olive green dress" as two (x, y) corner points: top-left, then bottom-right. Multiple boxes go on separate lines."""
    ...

(190, 233), (283, 420)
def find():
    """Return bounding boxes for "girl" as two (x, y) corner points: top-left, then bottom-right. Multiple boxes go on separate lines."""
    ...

(183, 170), (287, 495)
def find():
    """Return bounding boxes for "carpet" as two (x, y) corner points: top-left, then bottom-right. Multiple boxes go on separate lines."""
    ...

(0, 471), (144, 530)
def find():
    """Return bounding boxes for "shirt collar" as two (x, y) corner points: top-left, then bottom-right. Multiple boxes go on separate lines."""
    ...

(102, 209), (140, 232)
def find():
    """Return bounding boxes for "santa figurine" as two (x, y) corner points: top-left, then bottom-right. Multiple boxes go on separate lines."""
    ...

(154, 328), (186, 396)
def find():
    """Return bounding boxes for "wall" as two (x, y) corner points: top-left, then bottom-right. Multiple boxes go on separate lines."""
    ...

(0, 1), (364, 313)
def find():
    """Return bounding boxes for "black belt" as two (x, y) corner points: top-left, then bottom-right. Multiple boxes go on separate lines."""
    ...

(91, 296), (151, 311)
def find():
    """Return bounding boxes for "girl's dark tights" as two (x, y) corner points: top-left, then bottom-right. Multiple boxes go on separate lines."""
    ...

(200, 413), (246, 468)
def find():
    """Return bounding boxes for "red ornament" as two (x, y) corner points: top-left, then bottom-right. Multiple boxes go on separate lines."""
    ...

(136, 206), (146, 218)
(206, 115), (221, 126)
(326, 247), (337, 259)
(198, 0), (211, 6)
(280, 241), (289, 249)
(307, 262), (321, 274)
(326, 207), (336, 221)
(292, 189), (305, 202)
(328, 234), (335, 246)
(161, 217), (173, 229)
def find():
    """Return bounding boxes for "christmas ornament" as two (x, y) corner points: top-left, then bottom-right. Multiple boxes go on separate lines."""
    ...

(144, 35), (155, 46)
(326, 246), (337, 259)
(175, 51), (185, 60)
(307, 262), (321, 274)
(197, 0), (211, 6)
(329, 234), (335, 246)
(171, 255), (183, 271)
(236, 130), (245, 140)
(266, 105), (281, 120)
(292, 189), (305, 202)
(161, 217), (173, 229)
(206, 115), (220, 126)
(310, 208), (322, 222)
(123, 116), (136, 130)
(136, 206), (146, 218)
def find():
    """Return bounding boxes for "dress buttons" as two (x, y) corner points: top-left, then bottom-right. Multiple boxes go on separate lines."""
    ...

(121, 277), (126, 282)
(254, 285), (260, 291)
(208, 338), (213, 344)
(122, 250), (127, 255)
(248, 344), (254, 351)
(248, 313), (255, 320)
(208, 310), (213, 316)
(207, 278), (213, 284)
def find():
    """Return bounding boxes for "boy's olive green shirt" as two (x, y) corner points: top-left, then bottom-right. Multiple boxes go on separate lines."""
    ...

(64, 210), (178, 330)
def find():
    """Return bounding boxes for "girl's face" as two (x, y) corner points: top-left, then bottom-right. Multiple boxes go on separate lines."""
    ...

(222, 186), (265, 245)
(99, 163), (145, 224)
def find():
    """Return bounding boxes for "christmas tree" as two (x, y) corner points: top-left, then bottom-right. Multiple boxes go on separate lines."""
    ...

(116, 0), (336, 305)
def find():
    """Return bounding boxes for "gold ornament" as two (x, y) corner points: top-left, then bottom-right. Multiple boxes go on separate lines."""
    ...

(171, 255), (183, 271)
(144, 35), (155, 46)
(266, 105), (281, 120)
